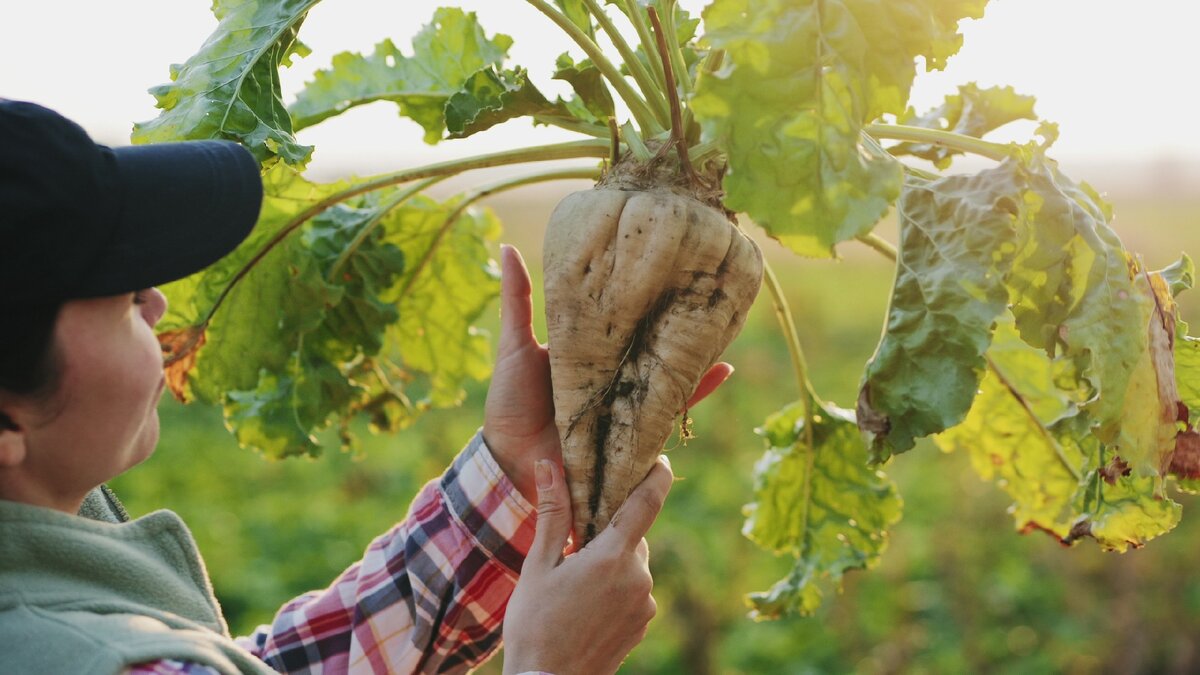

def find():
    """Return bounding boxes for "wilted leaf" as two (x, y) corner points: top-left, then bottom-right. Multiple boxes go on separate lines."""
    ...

(158, 326), (207, 403)
(744, 400), (902, 619)
(858, 165), (1022, 461)
(133, 0), (316, 165)
(1106, 272), (1184, 477)
(936, 319), (1181, 551)
(1005, 156), (1150, 444)
(1066, 437), (1181, 552)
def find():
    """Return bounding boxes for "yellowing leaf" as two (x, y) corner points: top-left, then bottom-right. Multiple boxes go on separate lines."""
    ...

(744, 400), (901, 619)
(936, 318), (1181, 551)
(935, 319), (1086, 538)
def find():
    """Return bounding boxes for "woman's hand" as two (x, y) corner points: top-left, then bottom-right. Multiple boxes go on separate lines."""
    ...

(483, 245), (733, 504)
(501, 456), (674, 675)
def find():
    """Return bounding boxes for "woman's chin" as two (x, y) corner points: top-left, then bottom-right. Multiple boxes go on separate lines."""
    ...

(129, 411), (161, 470)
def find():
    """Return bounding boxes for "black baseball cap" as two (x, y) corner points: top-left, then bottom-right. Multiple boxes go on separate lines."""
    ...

(0, 100), (263, 306)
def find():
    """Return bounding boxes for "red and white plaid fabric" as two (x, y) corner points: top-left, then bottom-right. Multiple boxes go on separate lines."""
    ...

(130, 431), (540, 674)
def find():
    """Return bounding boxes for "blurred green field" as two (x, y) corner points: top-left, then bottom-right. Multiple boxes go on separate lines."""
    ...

(113, 171), (1200, 674)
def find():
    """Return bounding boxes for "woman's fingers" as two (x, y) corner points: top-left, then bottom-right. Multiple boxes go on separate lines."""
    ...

(683, 362), (734, 411)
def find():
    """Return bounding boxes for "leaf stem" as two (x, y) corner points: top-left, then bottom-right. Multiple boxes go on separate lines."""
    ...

(326, 176), (448, 283)
(622, 121), (652, 162)
(535, 115), (610, 138)
(987, 356), (1083, 481)
(661, 0), (692, 97)
(762, 257), (818, 495)
(524, 0), (663, 136)
(395, 167), (601, 301)
(856, 233), (898, 260)
(581, 0), (670, 128)
(201, 140), (609, 327)
(623, 0), (666, 91)
(867, 123), (1012, 162)
(762, 258), (819, 405)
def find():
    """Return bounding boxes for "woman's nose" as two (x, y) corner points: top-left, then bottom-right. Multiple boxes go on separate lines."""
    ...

(141, 287), (168, 327)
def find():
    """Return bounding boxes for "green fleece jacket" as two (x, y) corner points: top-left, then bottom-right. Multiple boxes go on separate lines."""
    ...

(0, 489), (274, 675)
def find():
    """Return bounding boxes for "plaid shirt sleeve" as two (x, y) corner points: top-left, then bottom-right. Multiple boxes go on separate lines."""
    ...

(129, 430), (538, 675)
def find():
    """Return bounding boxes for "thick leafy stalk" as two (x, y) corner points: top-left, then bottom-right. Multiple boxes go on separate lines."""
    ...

(581, 0), (670, 127)
(867, 123), (1012, 162)
(396, 167), (601, 301)
(202, 140), (609, 326)
(623, 0), (667, 91)
(523, 0), (663, 136)
(660, 0), (692, 97)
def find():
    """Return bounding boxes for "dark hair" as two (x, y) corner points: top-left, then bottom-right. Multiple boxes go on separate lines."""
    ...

(0, 301), (63, 430)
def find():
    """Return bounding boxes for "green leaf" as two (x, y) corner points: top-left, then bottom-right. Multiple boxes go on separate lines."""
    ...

(554, 52), (616, 123)
(935, 320), (1181, 551)
(288, 8), (513, 142)
(1158, 253), (1195, 297)
(857, 166), (1022, 461)
(444, 67), (578, 139)
(159, 165), (502, 456)
(694, 2), (891, 257)
(891, 83), (1038, 169)
(744, 400), (902, 619)
(160, 165), (352, 401)
(694, 0), (987, 257)
(379, 196), (503, 413)
(132, 0), (317, 165)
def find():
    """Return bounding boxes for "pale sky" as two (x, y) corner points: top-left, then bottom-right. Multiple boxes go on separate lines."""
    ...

(2, 1), (1197, 179)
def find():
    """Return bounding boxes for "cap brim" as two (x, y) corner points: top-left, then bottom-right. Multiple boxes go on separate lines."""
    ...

(77, 140), (263, 298)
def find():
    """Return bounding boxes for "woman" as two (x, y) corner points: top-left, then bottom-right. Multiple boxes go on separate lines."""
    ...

(0, 100), (731, 675)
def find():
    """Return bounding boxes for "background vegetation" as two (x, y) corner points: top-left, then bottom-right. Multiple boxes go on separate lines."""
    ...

(114, 176), (1200, 674)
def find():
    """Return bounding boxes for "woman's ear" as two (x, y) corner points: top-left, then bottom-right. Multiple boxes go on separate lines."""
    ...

(0, 411), (27, 468)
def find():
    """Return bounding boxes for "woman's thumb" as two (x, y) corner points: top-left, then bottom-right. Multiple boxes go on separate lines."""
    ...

(526, 459), (572, 573)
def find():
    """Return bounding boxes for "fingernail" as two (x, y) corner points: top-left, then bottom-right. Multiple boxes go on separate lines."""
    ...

(660, 454), (672, 470)
(535, 459), (554, 490)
